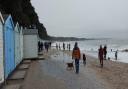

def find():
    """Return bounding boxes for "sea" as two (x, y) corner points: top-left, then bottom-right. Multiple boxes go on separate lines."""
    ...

(51, 38), (128, 63)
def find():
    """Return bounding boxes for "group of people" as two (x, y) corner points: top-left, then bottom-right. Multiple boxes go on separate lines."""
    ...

(55, 43), (61, 50)
(67, 43), (71, 51)
(41, 41), (118, 74)
(38, 41), (44, 52)
(98, 45), (119, 67)
(72, 43), (109, 74)
(98, 45), (107, 68)
(38, 41), (52, 52)
(55, 42), (71, 51)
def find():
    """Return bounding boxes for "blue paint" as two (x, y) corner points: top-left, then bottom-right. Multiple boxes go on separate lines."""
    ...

(4, 15), (15, 78)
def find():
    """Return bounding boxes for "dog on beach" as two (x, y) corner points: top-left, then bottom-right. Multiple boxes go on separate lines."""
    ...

(66, 62), (74, 70)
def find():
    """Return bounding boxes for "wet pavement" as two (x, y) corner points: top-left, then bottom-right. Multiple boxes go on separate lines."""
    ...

(38, 51), (108, 89)
(2, 50), (125, 89)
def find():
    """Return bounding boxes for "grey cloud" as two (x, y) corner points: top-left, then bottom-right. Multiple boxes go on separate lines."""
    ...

(31, 0), (128, 38)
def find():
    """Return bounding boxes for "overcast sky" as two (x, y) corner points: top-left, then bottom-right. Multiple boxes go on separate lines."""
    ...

(31, 0), (128, 38)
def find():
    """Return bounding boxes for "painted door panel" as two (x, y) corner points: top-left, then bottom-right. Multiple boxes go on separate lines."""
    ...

(4, 26), (15, 78)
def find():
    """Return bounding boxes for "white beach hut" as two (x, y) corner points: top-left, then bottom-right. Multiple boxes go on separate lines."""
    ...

(20, 26), (23, 61)
(14, 22), (21, 67)
(23, 29), (38, 59)
(0, 12), (4, 84)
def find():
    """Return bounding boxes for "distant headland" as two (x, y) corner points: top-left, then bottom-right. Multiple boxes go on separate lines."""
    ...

(45, 36), (108, 41)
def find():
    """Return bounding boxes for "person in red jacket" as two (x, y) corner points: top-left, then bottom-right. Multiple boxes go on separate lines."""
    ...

(72, 42), (81, 74)
(98, 45), (104, 68)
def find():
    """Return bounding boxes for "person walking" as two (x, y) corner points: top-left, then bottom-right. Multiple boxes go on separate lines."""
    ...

(56, 43), (58, 50)
(45, 42), (49, 52)
(59, 44), (61, 50)
(69, 44), (71, 51)
(38, 41), (41, 52)
(103, 45), (107, 60)
(40, 42), (43, 51)
(63, 42), (65, 51)
(115, 50), (118, 60)
(67, 44), (69, 50)
(83, 53), (86, 66)
(72, 42), (81, 74)
(98, 45), (104, 68)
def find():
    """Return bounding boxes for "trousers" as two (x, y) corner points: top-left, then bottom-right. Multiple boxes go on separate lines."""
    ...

(75, 59), (79, 74)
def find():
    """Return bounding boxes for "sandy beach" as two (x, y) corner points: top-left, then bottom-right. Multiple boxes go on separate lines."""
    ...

(20, 49), (128, 89)
(64, 50), (128, 89)
(88, 55), (128, 89)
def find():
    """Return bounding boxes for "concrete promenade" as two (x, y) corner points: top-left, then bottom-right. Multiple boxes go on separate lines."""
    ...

(21, 49), (110, 89)
(5, 49), (128, 89)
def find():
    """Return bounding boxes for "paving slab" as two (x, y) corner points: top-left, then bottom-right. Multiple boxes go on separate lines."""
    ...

(38, 52), (43, 55)
(2, 84), (21, 89)
(18, 64), (29, 69)
(8, 70), (26, 80)
(7, 79), (23, 85)
(38, 56), (45, 60)
(22, 60), (31, 64)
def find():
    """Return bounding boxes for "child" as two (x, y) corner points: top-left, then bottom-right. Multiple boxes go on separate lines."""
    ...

(83, 53), (86, 65)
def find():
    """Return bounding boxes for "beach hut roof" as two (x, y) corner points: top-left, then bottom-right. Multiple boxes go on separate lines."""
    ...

(14, 22), (17, 27)
(14, 22), (21, 27)
(20, 28), (22, 35)
(14, 22), (20, 32)
(0, 12), (4, 24)
(2, 14), (9, 22)
(2, 14), (14, 28)
(23, 29), (38, 35)
(20, 26), (23, 32)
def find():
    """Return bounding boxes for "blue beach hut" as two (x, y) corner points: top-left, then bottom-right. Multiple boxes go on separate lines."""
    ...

(0, 12), (4, 84)
(3, 14), (15, 78)
(14, 22), (21, 67)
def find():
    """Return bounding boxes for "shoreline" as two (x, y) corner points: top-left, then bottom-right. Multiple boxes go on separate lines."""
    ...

(51, 40), (128, 63)
(82, 50), (128, 63)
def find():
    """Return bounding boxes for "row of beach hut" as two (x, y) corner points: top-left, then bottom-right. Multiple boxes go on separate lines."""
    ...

(0, 12), (38, 85)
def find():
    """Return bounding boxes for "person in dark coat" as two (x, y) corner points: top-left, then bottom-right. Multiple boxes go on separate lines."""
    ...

(56, 43), (58, 50)
(103, 45), (107, 60)
(98, 45), (104, 68)
(40, 42), (43, 51)
(69, 44), (71, 51)
(115, 50), (118, 60)
(63, 43), (65, 51)
(59, 44), (61, 50)
(38, 41), (41, 52)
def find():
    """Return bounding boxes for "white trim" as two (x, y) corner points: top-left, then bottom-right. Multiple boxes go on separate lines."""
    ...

(0, 12), (4, 24)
